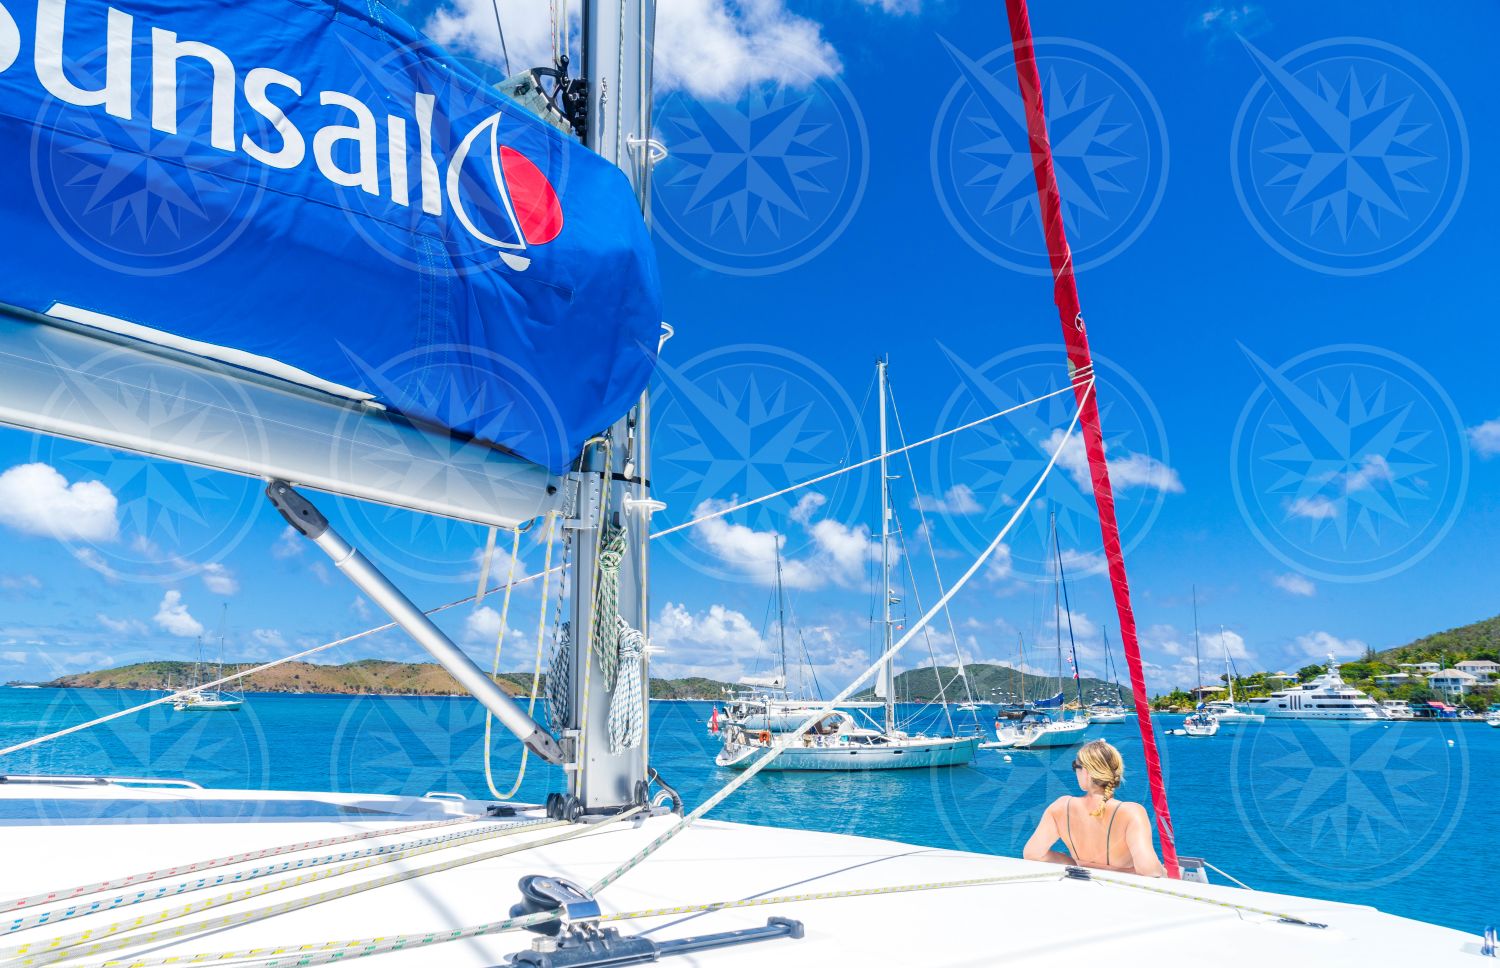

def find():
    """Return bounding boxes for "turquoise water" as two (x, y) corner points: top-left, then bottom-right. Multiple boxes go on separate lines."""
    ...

(1, 688), (1494, 936)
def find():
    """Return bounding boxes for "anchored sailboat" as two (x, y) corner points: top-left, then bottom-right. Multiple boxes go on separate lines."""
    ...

(716, 360), (979, 771)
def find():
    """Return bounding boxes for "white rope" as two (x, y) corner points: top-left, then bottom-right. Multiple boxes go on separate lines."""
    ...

(0, 568), (559, 761)
(607, 620), (645, 754)
(588, 380), (1095, 896)
(649, 379), (1087, 540)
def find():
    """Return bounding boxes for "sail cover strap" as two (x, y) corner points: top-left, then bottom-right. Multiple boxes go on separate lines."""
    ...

(1001, 0), (1180, 877)
(0, 0), (660, 474)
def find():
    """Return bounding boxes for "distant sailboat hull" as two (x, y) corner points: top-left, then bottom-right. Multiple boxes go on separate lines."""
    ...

(717, 736), (978, 771)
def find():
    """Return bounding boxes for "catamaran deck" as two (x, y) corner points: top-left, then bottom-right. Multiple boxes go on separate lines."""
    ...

(0, 782), (1482, 966)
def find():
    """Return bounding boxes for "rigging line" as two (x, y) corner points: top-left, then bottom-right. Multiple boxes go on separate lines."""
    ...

(1052, 514), (1085, 709)
(0, 816), (477, 916)
(487, 0), (511, 77)
(481, 526), (524, 799)
(889, 515), (956, 737)
(484, 514), (559, 801)
(0, 566), (561, 761)
(887, 375), (979, 725)
(2, 821), (513, 937)
(649, 379), (1086, 540)
(0, 820), (554, 957)
(75, 810), (646, 968)
(588, 380), (1095, 899)
(16, 812), (643, 968)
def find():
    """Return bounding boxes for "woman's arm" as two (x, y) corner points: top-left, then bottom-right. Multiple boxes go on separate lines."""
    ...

(1022, 799), (1073, 866)
(1122, 804), (1166, 878)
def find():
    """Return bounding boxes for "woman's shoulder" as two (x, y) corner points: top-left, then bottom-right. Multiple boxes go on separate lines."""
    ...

(1046, 795), (1074, 814)
(1113, 800), (1149, 822)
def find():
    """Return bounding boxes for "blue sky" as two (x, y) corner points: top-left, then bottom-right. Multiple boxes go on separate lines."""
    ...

(1, 0), (1497, 695)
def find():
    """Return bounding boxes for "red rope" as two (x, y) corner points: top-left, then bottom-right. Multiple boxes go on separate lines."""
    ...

(1000, 0), (1180, 878)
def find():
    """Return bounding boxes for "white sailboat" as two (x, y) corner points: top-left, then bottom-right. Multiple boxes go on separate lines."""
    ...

(1087, 626), (1128, 723)
(0, 0), (1482, 962)
(716, 361), (978, 771)
(1200, 625), (1262, 725)
(1181, 588), (1219, 737)
(172, 610), (244, 713)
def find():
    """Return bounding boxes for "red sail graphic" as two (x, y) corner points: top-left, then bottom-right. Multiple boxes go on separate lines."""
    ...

(1002, 0), (1181, 878)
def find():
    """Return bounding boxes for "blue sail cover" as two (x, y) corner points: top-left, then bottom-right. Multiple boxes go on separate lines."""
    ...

(1031, 691), (1065, 709)
(0, 0), (660, 473)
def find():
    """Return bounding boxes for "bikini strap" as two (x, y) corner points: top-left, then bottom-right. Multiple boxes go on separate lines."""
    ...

(1104, 802), (1119, 866)
(1064, 799), (1075, 859)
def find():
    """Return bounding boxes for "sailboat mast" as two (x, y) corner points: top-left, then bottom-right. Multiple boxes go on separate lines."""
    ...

(878, 359), (895, 734)
(774, 542), (788, 688)
(1221, 624), (1233, 704)
(1192, 586), (1203, 703)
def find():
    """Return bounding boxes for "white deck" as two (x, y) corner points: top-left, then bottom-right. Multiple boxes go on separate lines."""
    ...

(0, 782), (1482, 966)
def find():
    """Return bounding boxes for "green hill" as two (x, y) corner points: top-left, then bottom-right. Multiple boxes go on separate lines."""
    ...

(1376, 613), (1500, 665)
(46, 661), (738, 701)
(852, 662), (1128, 706)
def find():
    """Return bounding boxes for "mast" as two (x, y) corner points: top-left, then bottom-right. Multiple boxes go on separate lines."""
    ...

(774, 542), (788, 689)
(1221, 624), (1234, 704)
(565, 0), (659, 812)
(1000, 0), (1180, 875)
(1192, 587), (1203, 704)
(1052, 511), (1085, 710)
(878, 359), (896, 734)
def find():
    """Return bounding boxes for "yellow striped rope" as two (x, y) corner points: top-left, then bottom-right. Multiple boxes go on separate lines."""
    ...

(0, 816), (477, 915)
(3, 820), (541, 941)
(4, 819), (569, 966)
(29, 808), (643, 968)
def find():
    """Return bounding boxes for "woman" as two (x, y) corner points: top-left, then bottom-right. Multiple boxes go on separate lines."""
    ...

(1022, 739), (1165, 877)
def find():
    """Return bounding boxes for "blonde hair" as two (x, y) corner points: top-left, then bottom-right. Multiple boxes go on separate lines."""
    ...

(1075, 739), (1124, 817)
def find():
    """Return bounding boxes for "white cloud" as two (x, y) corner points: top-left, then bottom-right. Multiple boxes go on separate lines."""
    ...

(424, 0), (841, 102)
(984, 542), (1013, 582)
(808, 518), (883, 586)
(692, 501), (820, 588)
(1271, 572), (1316, 597)
(272, 526), (303, 560)
(1192, 3), (1269, 42)
(1, 651), (26, 664)
(153, 591), (204, 638)
(858, 0), (920, 12)
(650, 601), (766, 680)
(1342, 454), (1390, 493)
(914, 484), (980, 515)
(1291, 630), (1367, 662)
(1, 574), (41, 591)
(0, 463), (119, 542)
(97, 613), (148, 636)
(200, 563), (239, 596)
(789, 492), (826, 525)
(252, 628), (286, 648)
(1044, 430), (1183, 495)
(1468, 418), (1500, 458)
(1287, 496), (1337, 520)
(351, 597), (372, 621)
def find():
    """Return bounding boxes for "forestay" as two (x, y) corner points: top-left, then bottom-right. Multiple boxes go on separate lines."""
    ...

(0, 0), (661, 475)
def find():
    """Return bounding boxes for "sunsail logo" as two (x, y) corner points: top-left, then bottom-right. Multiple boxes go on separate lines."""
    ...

(0, 0), (564, 271)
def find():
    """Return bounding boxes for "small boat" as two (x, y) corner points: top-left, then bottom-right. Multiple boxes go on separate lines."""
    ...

(1381, 700), (1416, 720)
(1182, 711), (1220, 737)
(171, 690), (244, 712)
(1087, 705), (1128, 724)
(990, 710), (1089, 750)
(1485, 710), (1500, 728)
(1202, 624), (1263, 724)
(1086, 626), (1128, 722)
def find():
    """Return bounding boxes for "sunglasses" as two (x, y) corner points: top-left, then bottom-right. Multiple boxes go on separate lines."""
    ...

(1071, 759), (1083, 771)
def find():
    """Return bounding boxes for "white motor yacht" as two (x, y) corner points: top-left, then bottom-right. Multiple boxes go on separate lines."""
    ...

(1381, 700), (1416, 721)
(1245, 657), (1384, 720)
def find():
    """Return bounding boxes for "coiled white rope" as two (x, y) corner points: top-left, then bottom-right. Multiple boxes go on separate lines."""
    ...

(607, 621), (645, 754)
